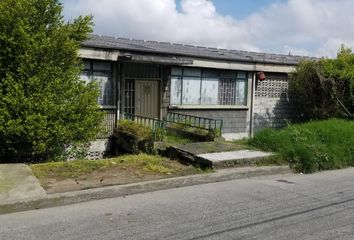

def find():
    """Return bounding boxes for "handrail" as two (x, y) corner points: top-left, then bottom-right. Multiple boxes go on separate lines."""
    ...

(123, 112), (166, 141)
(164, 112), (223, 136)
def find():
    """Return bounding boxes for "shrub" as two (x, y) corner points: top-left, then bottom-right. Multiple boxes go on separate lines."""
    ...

(289, 45), (354, 120)
(248, 119), (354, 173)
(113, 120), (154, 154)
(0, 0), (104, 162)
(117, 120), (152, 139)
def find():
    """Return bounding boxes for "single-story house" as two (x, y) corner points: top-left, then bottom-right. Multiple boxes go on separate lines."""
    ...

(80, 34), (315, 157)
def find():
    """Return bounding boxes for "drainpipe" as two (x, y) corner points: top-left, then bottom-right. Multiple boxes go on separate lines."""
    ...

(250, 72), (256, 137)
(116, 62), (121, 122)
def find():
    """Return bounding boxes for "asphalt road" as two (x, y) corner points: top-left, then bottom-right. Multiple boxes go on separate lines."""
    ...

(1, 168), (354, 240)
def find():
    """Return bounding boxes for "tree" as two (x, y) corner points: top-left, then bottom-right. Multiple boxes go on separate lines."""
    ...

(289, 46), (354, 120)
(0, 0), (104, 162)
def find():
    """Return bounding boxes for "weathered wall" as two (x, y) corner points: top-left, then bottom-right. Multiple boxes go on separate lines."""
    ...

(161, 69), (248, 134)
(167, 109), (248, 134)
(253, 73), (296, 132)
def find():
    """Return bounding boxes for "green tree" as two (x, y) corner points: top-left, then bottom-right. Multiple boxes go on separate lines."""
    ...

(289, 46), (354, 120)
(0, 0), (104, 162)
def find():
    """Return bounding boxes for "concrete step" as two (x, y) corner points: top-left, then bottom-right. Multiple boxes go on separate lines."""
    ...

(197, 150), (274, 169)
(167, 143), (275, 169)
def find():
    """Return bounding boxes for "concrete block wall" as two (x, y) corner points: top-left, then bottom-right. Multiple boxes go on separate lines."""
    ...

(253, 97), (296, 132)
(253, 73), (296, 132)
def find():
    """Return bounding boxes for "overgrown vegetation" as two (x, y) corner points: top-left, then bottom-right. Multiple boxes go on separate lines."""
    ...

(114, 120), (155, 154)
(163, 133), (195, 145)
(167, 123), (216, 142)
(289, 45), (354, 120)
(117, 120), (153, 139)
(30, 153), (206, 179)
(248, 119), (354, 173)
(0, 0), (103, 162)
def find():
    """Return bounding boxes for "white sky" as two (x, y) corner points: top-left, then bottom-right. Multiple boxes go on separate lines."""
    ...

(62, 0), (354, 57)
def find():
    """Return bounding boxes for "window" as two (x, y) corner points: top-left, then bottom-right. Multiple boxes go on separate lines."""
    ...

(80, 60), (115, 106)
(170, 67), (248, 106)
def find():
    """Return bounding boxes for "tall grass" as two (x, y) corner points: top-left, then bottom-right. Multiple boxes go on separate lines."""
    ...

(248, 119), (354, 173)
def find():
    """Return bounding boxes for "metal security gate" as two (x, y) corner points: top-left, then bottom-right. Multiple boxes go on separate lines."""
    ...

(135, 80), (159, 119)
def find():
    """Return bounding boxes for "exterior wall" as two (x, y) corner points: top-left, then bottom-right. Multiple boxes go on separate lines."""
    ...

(168, 109), (248, 133)
(161, 66), (250, 134)
(253, 73), (296, 132)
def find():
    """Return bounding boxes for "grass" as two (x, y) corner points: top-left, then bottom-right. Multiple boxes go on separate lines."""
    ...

(248, 119), (354, 173)
(163, 133), (194, 145)
(30, 154), (206, 180)
(117, 120), (152, 139)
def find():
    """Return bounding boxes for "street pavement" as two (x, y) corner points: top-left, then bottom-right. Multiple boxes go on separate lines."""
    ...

(1, 168), (354, 239)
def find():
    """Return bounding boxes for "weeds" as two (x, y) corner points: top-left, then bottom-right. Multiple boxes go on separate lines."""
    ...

(248, 119), (354, 173)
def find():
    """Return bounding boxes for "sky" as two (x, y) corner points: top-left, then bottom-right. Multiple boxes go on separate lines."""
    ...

(61, 0), (354, 58)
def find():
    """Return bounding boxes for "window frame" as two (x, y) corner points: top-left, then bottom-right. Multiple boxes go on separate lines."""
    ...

(81, 60), (115, 108)
(170, 67), (249, 109)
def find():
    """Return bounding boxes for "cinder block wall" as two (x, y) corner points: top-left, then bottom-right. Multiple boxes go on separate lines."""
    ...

(253, 73), (296, 132)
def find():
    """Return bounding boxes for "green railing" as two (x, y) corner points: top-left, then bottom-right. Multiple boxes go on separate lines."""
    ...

(123, 113), (166, 141)
(164, 112), (223, 136)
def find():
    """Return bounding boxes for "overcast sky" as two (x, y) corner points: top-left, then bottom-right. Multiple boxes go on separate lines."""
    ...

(61, 0), (354, 58)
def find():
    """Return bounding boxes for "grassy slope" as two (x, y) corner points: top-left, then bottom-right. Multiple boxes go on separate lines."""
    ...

(248, 119), (354, 173)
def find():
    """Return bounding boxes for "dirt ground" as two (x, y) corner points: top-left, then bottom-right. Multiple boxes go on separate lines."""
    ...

(39, 161), (202, 194)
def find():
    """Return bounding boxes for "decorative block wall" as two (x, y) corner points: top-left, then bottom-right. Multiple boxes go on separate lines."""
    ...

(253, 73), (296, 132)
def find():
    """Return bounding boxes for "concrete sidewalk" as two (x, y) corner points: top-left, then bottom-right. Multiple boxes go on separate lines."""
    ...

(0, 165), (291, 215)
(0, 164), (46, 204)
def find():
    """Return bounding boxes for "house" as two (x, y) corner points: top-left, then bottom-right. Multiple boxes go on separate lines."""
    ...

(80, 34), (314, 157)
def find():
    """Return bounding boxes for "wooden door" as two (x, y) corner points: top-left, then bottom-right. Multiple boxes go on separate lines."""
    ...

(135, 80), (159, 119)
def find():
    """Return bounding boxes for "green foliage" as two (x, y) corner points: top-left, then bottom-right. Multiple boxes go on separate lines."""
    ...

(163, 133), (194, 145)
(154, 127), (166, 142)
(0, 0), (104, 162)
(248, 119), (354, 173)
(114, 120), (155, 154)
(168, 122), (216, 141)
(289, 45), (354, 120)
(117, 120), (153, 140)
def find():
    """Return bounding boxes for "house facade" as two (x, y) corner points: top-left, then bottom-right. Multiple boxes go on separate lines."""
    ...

(80, 34), (314, 157)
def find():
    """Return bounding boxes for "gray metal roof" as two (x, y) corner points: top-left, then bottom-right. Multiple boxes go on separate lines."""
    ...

(82, 34), (316, 65)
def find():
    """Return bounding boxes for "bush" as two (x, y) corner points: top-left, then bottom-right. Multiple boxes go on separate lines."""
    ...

(0, 0), (104, 162)
(289, 46), (354, 120)
(248, 119), (354, 173)
(113, 120), (154, 154)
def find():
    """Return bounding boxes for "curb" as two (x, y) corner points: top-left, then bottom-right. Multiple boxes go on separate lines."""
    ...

(0, 166), (291, 215)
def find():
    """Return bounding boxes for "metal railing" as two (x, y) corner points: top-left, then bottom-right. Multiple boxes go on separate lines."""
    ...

(97, 107), (117, 139)
(123, 112), (166, 141)
(164, 112), (223, 136)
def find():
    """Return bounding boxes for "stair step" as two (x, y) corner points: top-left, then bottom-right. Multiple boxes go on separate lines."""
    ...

(197, 150), (274, 169)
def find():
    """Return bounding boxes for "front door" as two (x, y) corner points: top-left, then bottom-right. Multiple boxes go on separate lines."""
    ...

(135, 80), (159, 119)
